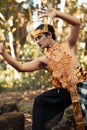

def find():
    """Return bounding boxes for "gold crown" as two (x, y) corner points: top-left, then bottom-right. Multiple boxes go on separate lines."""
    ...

(33, 24), (49, 39)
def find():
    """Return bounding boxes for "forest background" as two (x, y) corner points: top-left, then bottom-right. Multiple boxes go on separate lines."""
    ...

(0, 0), (87, 92)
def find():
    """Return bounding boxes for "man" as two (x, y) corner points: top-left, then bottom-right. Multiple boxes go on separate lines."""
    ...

(0, 7), (87, 130)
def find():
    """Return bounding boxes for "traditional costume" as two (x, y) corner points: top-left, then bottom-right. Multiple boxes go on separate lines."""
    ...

(32, 24), (87, 130)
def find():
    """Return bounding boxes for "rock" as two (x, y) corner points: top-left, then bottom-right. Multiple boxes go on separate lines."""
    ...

(0, 102), (18, 114)
(0, 112), (25, 130)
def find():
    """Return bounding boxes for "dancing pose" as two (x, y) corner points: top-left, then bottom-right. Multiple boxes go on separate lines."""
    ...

(0, 7), (87, 130)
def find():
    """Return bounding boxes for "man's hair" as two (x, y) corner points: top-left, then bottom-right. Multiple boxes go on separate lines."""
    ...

(34, 24), (56, 40)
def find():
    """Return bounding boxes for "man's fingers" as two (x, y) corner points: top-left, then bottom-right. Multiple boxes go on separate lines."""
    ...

(40, 7), (47, 11)
(38, 6), (48, 13)
(38, 14), (47, 19)
(41, 5), (48, 9)
(38, 10), (45, 14)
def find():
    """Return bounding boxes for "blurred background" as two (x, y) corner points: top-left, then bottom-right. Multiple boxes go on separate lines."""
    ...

(0, 0), (87, 92)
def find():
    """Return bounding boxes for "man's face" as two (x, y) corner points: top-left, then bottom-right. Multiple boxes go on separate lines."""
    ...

(35, 33), (51, 49)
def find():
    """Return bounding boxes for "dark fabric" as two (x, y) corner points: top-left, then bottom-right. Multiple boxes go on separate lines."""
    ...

(32, 88), (71, 130)
(77, 80), (87, 127)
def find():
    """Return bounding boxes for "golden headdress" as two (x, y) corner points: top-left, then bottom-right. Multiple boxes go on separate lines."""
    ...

(33, 24), (49, 39)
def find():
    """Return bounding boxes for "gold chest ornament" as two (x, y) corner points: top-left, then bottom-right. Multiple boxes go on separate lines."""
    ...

(47, 43), (85, 130)
(47, 43), (79, 91)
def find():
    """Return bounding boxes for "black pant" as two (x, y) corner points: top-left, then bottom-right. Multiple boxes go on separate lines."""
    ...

(32, 88), (71, 130)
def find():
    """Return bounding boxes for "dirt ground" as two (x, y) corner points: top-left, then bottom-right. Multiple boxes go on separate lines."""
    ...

(0, 89), (46, 130)
(0, 88), (77, 130)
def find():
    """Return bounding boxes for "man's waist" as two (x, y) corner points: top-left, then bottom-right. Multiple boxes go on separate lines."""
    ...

(52, 66), (87, 89)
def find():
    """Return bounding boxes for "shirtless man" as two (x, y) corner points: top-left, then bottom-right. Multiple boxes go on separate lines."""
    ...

(0, 7), (87, 130)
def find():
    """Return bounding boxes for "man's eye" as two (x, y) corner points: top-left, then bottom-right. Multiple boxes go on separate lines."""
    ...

(38, 35), (41, 39)
(36, 35), (42, 40)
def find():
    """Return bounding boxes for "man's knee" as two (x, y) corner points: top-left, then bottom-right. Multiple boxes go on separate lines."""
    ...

(34, 94), (43, 106)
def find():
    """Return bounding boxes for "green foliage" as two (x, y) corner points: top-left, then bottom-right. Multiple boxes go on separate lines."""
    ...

(0, 62), (6, 70)
(13, 70), (52, 91)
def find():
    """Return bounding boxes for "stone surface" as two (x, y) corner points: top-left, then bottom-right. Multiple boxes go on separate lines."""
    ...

(0, 102), (18, 114)
(0, 112), (25, 130)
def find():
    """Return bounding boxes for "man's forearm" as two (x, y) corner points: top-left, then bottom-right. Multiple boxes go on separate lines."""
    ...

(55, 11), (80, 26)
(2, 51), (22, 71)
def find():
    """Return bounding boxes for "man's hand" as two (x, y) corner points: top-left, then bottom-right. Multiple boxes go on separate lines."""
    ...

(38, 7), (57, 23)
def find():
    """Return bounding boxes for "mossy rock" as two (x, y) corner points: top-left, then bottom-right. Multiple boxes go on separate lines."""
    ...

(0, 112), (25, 130)
(0, 102), (18, 114)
